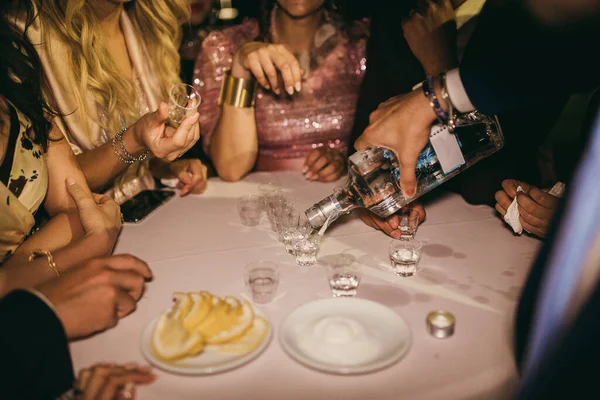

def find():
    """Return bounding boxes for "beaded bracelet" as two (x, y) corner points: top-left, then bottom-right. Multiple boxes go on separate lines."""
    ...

(422, 76), (448, 125)
(111, 127), (149, 164)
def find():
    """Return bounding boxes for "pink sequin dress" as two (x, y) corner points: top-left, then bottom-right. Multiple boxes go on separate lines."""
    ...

(193, 16), (368, 171)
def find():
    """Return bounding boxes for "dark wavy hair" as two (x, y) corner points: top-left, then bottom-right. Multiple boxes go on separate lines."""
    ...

(257, 0), (356, 41)
(0, 0), (54, 151)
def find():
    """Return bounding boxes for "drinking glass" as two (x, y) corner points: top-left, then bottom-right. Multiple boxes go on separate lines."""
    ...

(292, 235), (320, 266)
(398, 207), (421, 240)
(275, 208), (299, 242)
(244, 261), (279, 304)
(167, 83), (201, 128)
(237, 195), (262, 226)
(389, 240), (423, 277)
(326, 261), (362, 297)
(258, 183), (281, 211)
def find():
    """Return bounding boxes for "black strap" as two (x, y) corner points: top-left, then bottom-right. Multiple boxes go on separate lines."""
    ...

(0, 104), (20, 187)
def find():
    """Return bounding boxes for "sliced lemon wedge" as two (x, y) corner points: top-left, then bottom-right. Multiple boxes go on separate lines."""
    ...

(152, 313), (205, 361)
(182, 292), (212, 331)
(219, 316), (269, 354)
(169, 292), (193, 321)
(207, 301), (255, 345)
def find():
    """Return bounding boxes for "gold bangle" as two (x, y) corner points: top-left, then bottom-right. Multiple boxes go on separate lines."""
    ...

(218, 71), (256, 108)
(29, 249), (61, 277)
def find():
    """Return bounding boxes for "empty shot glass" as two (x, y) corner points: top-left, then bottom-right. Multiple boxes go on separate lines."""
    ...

(244, 261), (279, 304)
(389, 240), (423, 277)
(258, 183), (281, 210)
(326, 260), (362, 297)
(237, 195), (262, 226)
(167, 83), (201, 128)
(292, 235), (320, 266)
(398, 207), (421, 240)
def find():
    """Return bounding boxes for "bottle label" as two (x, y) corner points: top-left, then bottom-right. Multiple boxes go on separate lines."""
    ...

(429, 124), (465, 174)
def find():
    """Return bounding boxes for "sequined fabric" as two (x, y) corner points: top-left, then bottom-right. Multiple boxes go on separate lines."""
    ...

(193, 18), (368, 171)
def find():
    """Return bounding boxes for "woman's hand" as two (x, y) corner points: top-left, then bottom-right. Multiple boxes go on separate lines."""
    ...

(66, 178), (121, 249)
(357, 204), (426, 239)
(402, 0), (458, 76)
(231, 42), (302, 95)
(131, 102), (200, 162)
(495, 179), (560, 238)
(302, 148), (347, 182)
(73, 363), (155, 400)
(150, 158), (208, 196)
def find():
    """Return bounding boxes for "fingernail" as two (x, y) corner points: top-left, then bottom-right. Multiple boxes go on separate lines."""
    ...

(123, 363), (140, 371)
(287, 86), (294, 95)
(66, 177), (76, 186)
(274, 88), (280, 95)
(264, 83), (270, 89)
(391, 231), (401, 239)
(301, 165), (308, 173)
(295, 82), (301, 92)
(305, 172), (313, 179)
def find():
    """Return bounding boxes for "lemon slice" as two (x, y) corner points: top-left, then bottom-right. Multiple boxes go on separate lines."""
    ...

(169, 293), (193, 321)
(219, 316), (269, 354)
(182, 292), (212, 331)
(196, 298), (232, 338)
(207, 301), (255, 345)
(152, 313), (205, 361)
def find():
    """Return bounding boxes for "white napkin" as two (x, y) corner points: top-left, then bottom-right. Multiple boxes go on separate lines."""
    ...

(504, 186), (525, 234)
(548, 181), (565, 197)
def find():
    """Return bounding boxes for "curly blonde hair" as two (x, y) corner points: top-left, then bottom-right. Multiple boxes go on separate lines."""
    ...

(36, 0), (189, 138)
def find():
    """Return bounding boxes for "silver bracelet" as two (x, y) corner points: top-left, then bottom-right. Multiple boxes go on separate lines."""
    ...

(439, 72), (457, 133)
(111, 128), (149, 164)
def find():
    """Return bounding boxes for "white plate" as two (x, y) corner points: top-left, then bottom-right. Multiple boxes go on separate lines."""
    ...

(141, 313), (273, 375)
(279, 298), (411, 374)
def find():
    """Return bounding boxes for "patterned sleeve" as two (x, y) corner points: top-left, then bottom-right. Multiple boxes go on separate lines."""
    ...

(192, 20), (259, 156)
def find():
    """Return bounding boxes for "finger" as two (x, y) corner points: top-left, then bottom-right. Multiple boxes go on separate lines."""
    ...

(316, 162), (340, 181)
(92, 193), (113, 205)
(529, 186), (560, 209)
(186, 160), (208, 194)
(114, 288), (138, 318)
(307, 154), (331, 176)
(245, 52), (270, 89)
(304, 149), (324, 169)
(516, 192), (553, 219)
(66, 178), (95, 210)
(411, 203), (427, 222)
(82, 365), (112, 400)
(495, 202), (507, 217)
(103, 270), (146, 302)
(164, 113), (200, 160)
(103, 254), (153, 279)
(277, 46), (302, 92)
(399, 156), (418, 198)
(354, 135), (369, 150)
(519, 217), (545, 238)
(494, 190), (513, 211)
(257, 47), (280, 94)
(500, 179), (520, 198)
(151, 102), (169, 128)
(77, 367), (93, 392)
(371, 214), (400, 239)
(270, 48), (296, 95)
(98, 371), (155, 400)
(386, 214), (400, 230)
(517, 204), (549, 230)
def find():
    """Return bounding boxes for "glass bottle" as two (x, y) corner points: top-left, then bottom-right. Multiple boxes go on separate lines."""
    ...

(305, 112), (504, 229)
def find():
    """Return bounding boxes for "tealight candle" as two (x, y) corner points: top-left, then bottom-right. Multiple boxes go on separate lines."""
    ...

(426, 310), (455, 339)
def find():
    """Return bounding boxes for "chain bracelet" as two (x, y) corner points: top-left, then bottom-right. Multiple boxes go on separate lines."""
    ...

(116, 128), (149, 162)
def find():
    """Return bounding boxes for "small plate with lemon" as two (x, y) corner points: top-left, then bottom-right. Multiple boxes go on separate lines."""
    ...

(141, 291), (272, 375)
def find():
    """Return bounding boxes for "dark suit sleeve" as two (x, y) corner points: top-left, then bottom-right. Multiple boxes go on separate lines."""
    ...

(0, 290), (74, 399)
(459, 1), (600, 114)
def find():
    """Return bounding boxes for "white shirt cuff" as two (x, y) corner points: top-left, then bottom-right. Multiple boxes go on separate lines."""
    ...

(446, 68), (476, 113)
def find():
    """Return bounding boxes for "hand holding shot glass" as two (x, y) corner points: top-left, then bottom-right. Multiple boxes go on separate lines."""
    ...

(167, 83), (202, 128)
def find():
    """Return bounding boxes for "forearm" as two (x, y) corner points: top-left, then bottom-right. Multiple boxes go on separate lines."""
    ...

(7, 211), (85, 266)
(76, 128), (146, 191)
(210, 104), (258, 182)
(0, 235), (111, 297)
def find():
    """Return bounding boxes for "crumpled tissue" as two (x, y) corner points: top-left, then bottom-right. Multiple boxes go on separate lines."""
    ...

(503, 182), (565, 234)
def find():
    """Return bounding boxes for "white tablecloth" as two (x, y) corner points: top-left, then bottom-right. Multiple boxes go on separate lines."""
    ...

(70, 172), (540, 400)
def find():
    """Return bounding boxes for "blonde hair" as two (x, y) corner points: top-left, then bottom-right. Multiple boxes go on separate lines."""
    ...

(36, 0), (189, 138)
